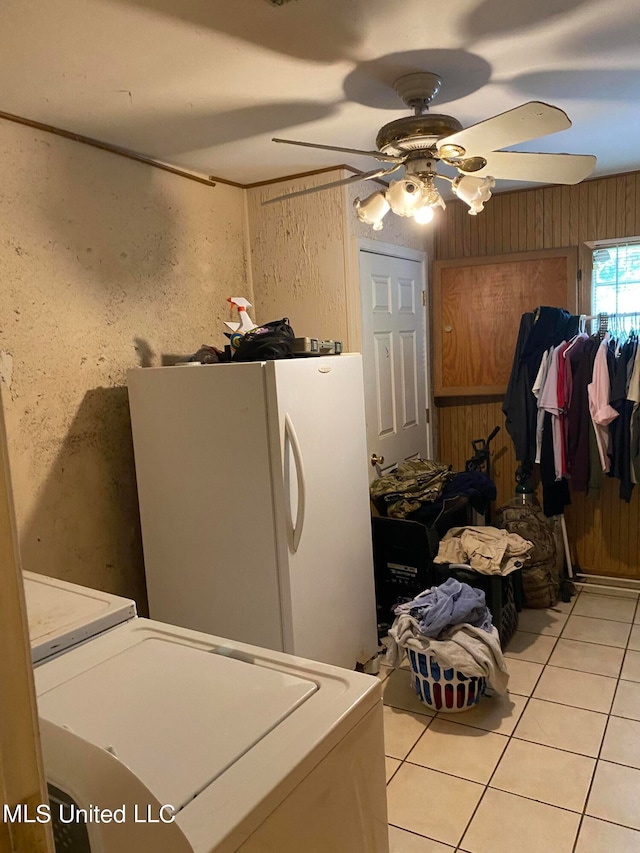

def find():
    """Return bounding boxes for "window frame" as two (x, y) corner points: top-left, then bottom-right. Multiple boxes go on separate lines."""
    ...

(584, 237), (640, 331)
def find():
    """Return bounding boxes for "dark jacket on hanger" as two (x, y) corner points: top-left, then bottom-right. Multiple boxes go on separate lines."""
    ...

(609, 338), (637, 502)
(503, 313), (536, 472)
(567, 336), (599, 492)
(521, 306), (579, 379)
(503, 308), (580, 475)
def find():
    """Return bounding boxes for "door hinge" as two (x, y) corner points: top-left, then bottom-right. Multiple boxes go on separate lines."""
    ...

(422, 291), (426, 307)
(425, 408), (430, 425)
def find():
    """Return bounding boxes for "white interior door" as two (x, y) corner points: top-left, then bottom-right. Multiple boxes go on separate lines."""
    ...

(358, 243), (431, 479)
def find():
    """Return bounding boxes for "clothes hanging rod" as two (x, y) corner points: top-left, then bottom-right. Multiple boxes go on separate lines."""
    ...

(584, 311), (640, 320)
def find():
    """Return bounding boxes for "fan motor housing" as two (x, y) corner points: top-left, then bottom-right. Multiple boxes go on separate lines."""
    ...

(376, 114), (463, 155)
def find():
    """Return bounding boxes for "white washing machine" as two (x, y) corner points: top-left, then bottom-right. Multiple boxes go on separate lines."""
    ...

(23, 570), (137, 664)
(24, 574), (389, 853)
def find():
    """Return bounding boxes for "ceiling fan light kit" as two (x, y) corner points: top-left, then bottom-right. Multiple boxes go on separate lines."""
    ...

(356, 169), (449, 230)
(354, 191), (390, 231)
(451, 174), (496, 215)
(268, 71), (597, 229)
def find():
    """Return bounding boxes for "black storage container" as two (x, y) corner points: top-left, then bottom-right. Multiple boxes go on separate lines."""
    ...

(372, 516), (437, 635)
(432, 562), (523, 647)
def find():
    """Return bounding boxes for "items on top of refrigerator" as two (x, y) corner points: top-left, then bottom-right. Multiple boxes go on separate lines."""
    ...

(188, 345), (227, 364)
(225, 296), (258, 333)
(182, 295), (343, 365)
(224, 296), (259, 353)
(232, 318), (295, 362)
(292, 338), (343, 356)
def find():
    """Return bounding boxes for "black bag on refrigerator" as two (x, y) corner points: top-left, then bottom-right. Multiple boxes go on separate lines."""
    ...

(231, 318), (295, 362)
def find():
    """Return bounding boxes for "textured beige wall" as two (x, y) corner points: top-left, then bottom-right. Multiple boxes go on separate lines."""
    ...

(246, 172), (350, 344)
(247, 171), (431, 350)
(0, 121), (248, 607)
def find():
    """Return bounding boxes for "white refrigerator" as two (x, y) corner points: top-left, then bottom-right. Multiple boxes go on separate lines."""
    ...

(127, 354), (378, 670)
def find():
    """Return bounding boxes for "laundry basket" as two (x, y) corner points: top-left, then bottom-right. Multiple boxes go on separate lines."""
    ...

(408, 649), (486, 712)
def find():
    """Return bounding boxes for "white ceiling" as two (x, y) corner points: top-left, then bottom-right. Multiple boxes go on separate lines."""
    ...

(2, 0), (640, 192)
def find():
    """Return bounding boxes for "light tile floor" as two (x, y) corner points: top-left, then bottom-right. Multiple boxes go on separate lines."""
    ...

(381, 586), (640, 852)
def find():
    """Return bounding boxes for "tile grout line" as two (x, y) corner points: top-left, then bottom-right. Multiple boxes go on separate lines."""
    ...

(386, 592), (640, 849)
(570, 585), (640, 852)
(387, 694), (626, 759)
(453, 593), (580, 851)
(388, 821), (457, 849)
(402, 754), (601, 819)
(506, 631), (632, 658)
(545, 661), (625, 679)
(468, 593), (639, 849)
(453, 616), (567, 852)
(570, 698), (614, 852)
(456, 590), (622, 851)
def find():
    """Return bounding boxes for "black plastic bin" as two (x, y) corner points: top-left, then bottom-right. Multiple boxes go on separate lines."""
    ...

(371, 516), (438, 635)
(432, 562), (524, 648)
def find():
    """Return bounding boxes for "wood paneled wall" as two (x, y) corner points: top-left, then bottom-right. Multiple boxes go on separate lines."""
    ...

(433, 172), (640, 578)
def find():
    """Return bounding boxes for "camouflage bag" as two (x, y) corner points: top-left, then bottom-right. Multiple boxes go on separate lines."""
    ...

(494, 503), (560, 608)
(370, 460), (452, 519)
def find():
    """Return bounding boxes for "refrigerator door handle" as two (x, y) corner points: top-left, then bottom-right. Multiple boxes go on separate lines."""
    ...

(284, 413), (306, 552)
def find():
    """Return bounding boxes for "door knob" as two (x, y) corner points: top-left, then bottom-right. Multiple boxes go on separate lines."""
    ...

(370, 453), (385, 467)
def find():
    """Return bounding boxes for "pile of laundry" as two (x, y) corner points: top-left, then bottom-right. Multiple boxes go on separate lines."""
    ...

(434, 525), (533, 575)
(386, 578), (509, 694)
(370, 459), (453, 518)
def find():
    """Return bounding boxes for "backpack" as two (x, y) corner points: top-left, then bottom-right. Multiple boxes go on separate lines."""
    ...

(495, 503), (560, 608)
(231, 318), (295, 362)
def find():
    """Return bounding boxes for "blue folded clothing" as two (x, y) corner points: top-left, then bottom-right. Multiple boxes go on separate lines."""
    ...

(393, 577), (492, 637)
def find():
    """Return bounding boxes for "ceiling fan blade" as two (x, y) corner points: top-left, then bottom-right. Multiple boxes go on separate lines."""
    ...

(462, 151), (597, 185)
(437, 102), (571, 157)
(262, 164), (403, 206)
(272, 137), (404, 163)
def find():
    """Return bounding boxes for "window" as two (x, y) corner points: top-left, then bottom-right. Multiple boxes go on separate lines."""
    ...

(592, 241), (640, 316)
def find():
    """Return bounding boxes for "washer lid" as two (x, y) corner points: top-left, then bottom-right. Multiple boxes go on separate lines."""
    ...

(23, 571), (136, 663)
(36, 630), (317, 811)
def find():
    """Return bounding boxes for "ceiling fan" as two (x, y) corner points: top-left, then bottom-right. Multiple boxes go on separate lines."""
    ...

(265, 72), (597, 228)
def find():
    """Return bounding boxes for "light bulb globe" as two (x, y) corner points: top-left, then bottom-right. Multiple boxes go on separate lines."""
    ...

(413, 205), (435, 224)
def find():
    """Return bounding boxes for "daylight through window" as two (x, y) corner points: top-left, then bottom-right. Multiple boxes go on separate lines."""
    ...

(592, 242), (640, 316)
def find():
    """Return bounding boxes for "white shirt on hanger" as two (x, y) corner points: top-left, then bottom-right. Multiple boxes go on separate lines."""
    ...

(588, 333), (619, 473)
(533, 347), (552, 465)
(539, 343), (565, 480)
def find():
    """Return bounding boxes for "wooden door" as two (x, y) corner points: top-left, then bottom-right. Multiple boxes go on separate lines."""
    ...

(433, 247), (578, 396)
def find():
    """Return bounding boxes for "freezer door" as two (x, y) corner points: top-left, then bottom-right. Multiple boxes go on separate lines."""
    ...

(266, 355), (378, 669)
(127, 364), (284, 651)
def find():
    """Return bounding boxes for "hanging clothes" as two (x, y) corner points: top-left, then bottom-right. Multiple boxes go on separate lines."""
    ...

(503, 307), (579, 478)
(505, 310), (640, 509)
(539, 343), (565, 480)
(566, 335), (597, 491)
(503, 312), (537, 471)
(560, 334), (588, 476)
(610, 337), (637, 502)
(628, 344), (640, 485)
(588, 334), (619, 474)
(520, 306), (579, 379)
(533, 347), (552, 464)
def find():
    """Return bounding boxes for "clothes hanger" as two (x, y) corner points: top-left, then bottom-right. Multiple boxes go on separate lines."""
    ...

(563, 322), (589, 358)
